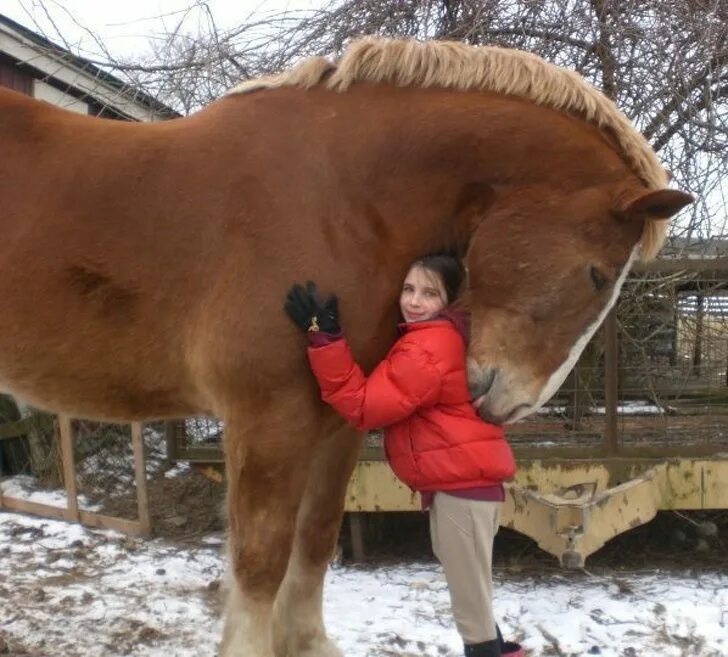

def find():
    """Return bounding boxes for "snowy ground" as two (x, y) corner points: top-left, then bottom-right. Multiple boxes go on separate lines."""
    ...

(1, 508), (727, 657)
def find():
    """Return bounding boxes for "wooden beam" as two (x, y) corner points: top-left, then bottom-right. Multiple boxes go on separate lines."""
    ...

(79, 509), (149, 537)
(0, 496), (67, 520)
(172, 445), (225, 463)
(0, 496), (149, 537)
(0, 417), (33, 441)
(634, 257), (728, 275)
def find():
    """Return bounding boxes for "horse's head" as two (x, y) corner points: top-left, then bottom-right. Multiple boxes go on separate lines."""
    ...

(465, 181), (692, 425)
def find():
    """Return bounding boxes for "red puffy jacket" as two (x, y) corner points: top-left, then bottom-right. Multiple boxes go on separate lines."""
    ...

(307, 318), (516, 492)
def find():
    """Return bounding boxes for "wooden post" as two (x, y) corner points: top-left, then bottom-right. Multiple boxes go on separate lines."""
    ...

(349, 512), (365, 561)
(131, 422), (151, 535)
(693, 293), (704, 377)
(57, 415), (80, 521)
(603, 309), (619, 455)
(164, 420), (179, 462)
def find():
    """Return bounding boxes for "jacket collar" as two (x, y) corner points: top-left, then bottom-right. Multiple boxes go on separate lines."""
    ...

(398, 308), (471, 344)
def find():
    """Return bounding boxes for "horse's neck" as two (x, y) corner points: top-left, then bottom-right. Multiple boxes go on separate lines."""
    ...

(273, 84), (627, 187)
(229, 85), (628, 249)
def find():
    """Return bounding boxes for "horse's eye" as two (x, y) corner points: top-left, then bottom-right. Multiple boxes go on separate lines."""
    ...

(590, 266), (608, 291)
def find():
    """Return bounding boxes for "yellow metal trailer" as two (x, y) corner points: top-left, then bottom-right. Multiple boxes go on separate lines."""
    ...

(345, 450), (728, 567)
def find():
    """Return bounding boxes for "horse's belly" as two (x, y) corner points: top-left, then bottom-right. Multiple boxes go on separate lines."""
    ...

(0, 294), (202, 422)
(0, 356), (202, 422)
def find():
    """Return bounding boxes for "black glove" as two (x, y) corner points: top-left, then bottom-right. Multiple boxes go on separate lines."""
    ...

(284, 281), (341, 334)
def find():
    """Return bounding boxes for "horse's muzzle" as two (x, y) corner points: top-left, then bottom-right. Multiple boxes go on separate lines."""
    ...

(467, 358), (537, 425)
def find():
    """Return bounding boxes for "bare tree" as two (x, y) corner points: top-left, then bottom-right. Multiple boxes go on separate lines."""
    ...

(84, 0), (724, 242)
(278, 0), (728, 242)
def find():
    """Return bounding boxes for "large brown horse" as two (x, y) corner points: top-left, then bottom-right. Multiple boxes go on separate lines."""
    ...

(0, 38), (690, 656)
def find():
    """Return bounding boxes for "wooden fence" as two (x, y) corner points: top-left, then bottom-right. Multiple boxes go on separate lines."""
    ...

(0, 416), (151, 536)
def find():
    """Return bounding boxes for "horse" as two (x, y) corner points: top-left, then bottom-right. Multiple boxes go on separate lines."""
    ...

(0, 38), (691, 657)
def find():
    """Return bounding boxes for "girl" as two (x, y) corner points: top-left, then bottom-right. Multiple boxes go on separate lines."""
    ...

(285, 253), (523, 657)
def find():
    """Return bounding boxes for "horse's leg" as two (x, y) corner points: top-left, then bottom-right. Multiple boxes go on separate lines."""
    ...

(272, 424), (362, 657)
(220, 406), (321, 657)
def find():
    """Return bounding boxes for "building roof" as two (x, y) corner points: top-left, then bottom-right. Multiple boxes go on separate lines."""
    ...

(0, 13), (179, 121)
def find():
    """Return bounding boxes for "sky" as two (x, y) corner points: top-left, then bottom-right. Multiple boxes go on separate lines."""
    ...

(2, 0), (325, 60)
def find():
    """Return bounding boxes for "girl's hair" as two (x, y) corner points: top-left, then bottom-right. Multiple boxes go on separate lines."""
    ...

(409, 252), (465, 304)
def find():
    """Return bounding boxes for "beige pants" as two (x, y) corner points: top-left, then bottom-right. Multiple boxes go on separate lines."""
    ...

(429, 492), (501, 644)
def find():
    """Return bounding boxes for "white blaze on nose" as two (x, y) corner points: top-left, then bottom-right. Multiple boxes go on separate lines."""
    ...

(532, 248), (638, 412)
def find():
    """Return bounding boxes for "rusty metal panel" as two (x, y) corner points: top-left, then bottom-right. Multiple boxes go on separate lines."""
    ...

(700, 458), (728, 508)
(663, 456), (728, 509)
(344, 455), (728, 566)
(344, 460), (419, 512)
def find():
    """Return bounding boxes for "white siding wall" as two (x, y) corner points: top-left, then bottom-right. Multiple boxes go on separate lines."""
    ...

(0, 22), (170, 122)
(33, 80), (88, 114)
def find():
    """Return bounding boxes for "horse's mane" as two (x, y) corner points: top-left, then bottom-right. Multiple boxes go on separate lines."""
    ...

(228, 38), (668, 258)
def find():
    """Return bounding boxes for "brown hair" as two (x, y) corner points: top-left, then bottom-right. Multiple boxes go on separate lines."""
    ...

(409, 252), (465, 305)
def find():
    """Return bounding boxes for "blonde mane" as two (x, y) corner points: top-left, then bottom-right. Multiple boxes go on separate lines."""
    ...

(228, 38), (668, 258)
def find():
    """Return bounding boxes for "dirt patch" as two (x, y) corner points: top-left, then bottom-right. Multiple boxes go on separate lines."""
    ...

(96, 464), (225, 541)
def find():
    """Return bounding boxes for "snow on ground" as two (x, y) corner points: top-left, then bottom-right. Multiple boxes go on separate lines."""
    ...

(0, 475), (102, 512)
(1, 509), (727, 657)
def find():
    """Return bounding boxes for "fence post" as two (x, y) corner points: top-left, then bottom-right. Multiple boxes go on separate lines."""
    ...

(58, 415), (80, 521)
(132, 422), (151, 535)
(693, 292), (704, 376)
(164, 420), (178, 462)
(604, 309), (619, 455)
(349, 512), (366, 561)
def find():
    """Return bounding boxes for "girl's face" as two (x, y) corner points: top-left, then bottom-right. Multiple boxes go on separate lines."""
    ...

(399, 265), (448, 323)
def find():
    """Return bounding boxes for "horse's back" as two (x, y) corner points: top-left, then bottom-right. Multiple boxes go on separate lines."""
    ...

(0, 87), (389, 421)
(0, 90), (227, 419)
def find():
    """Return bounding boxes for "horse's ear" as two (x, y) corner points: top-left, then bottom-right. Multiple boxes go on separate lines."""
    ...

(617, 189), (693, 220)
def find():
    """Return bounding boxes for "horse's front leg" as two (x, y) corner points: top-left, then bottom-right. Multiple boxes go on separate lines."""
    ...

(273, 423), (363, 657)
(220, 406), (320, 657)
